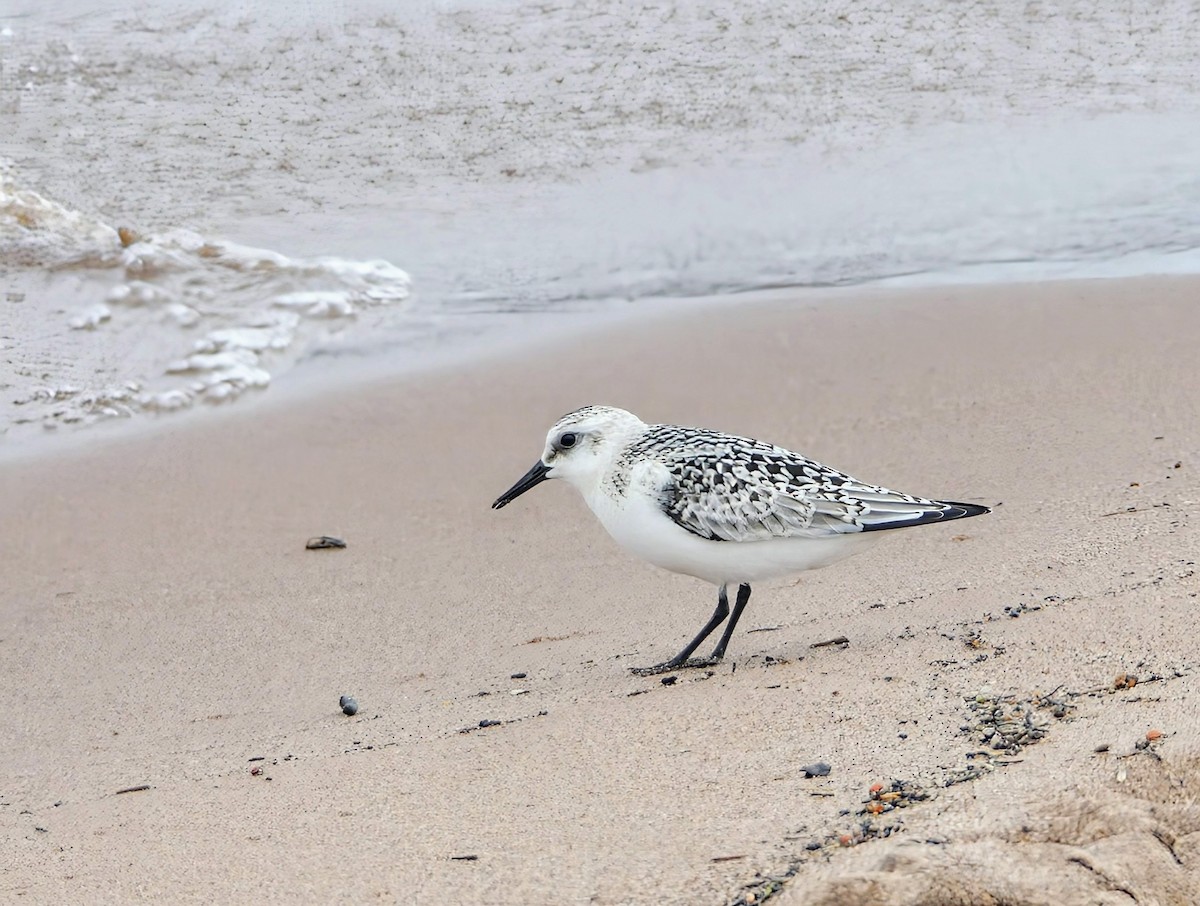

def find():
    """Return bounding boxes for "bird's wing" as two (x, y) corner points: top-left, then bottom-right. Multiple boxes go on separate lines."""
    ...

(653, 433), (983, 542)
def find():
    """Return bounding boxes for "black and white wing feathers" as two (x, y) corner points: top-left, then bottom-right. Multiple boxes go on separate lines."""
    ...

(634, 427), (987, 543)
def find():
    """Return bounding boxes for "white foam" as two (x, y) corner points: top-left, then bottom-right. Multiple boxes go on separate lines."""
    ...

(1, 173), (410, 439)
(68, 303), (111, 330)
(0, 164), (119, 266)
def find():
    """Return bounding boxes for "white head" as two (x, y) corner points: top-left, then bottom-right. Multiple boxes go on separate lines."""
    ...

(492, 405), (647, 508)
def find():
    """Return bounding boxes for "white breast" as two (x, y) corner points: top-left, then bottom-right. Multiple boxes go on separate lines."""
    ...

(583, 479), (880, 587)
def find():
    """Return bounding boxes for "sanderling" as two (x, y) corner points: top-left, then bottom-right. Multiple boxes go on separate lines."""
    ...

(493, 405), (988, 674)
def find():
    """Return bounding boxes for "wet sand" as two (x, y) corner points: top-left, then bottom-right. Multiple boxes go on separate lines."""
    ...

(2, 277), (1200, 904)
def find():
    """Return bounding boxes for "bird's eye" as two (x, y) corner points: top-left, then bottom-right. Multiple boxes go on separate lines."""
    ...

(559, 432), (578, 449)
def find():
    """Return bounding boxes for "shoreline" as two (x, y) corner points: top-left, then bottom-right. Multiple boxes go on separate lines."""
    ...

(5, 269), (1200, 465)
(3, 275), (1198, 903)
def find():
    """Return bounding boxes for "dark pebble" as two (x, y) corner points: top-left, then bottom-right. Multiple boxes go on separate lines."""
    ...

(1094, 743), (1111, 753)
(306, 535), (347, 550)
(805, 841), (822, 851)
(511, 672), (527, 679)
(339, 695), (358, 716)
(451, 854), (479, 861)
(801, 762), (832, 778)
(479, 719), (502, 728)
(661, 676), (678, 686)
(898, 733), (908, 740)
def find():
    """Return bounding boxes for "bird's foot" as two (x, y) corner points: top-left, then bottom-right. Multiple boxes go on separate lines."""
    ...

(630, 656), (720, 677)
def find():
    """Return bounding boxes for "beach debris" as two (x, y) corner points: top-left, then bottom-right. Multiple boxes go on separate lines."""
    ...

(660, 675), (678, 686)
(967, 691), (1054, 752)
(801, 762), (831, 778)
(810, 636), (849, 649)
(510, 672), (527, 679)
(1000, 601), (1043, 619)
(855, 778), (933, 820)
(117, 226), (141, 247)
(114, 784), (151, 795)
(509, 689), (529, 696)
(1135, 729), (1166, 752)
(711, 854), (746, 863)
(1113, 672), (1139, 690)
(450, 855), (479, 861)
(339, 695), (358, 716)
(459, 709), (547, 734)
(251, 766), (263, 776)
(306, 535), (346, 550)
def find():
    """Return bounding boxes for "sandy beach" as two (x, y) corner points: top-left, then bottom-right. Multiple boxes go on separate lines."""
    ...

(3, 277), (1199, 903)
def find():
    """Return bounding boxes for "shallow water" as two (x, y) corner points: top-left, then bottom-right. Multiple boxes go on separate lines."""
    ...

(3, 0), (1199, 443)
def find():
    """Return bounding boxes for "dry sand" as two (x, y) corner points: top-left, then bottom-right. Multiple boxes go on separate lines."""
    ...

(2, 277), (1199, 904)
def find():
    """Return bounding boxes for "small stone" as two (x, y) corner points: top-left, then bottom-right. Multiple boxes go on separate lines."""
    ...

(804, 840), (822, 851)
(801, 762), (832, 778)
(339, 695), (358, 716)
(661, 675), (678, 686)
(306, 536), (346, 550)
(479, 719), (501, 728)
(510, 672), (527, 679)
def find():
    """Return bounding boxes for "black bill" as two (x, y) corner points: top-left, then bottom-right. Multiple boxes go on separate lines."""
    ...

(492, 461), (551, 509)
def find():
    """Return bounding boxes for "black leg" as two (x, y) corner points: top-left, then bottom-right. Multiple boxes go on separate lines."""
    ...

(631, 585), (729, 676)
(709, 583), (751, 661)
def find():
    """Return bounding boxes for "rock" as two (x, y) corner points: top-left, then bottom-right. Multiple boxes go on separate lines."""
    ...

(306, 536), (346, 550)
(339, 695), (358, 716)
(802, 761), (832, 778)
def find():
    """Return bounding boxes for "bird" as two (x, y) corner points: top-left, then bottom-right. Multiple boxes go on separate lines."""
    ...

(492, 405), (989, 674)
